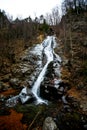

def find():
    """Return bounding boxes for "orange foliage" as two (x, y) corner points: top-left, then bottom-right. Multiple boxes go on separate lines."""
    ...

(67, 87), (80, 99)
(0, 88), (16, 96)
(0, 109), (27, 130)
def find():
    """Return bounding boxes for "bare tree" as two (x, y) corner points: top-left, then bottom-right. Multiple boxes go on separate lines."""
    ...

(52, 6), (61, 25)
(45, 6), (60, 25)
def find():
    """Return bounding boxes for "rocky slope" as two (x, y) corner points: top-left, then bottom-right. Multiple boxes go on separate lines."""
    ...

(57, 12), (87, 114)
(0, 12), (87, 130)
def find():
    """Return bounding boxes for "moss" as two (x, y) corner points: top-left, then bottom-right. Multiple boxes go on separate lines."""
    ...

(14, 104), (47, 128)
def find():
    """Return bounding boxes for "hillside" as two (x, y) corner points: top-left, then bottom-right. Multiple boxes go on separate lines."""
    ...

(56, 11), (87, 113)
(0, 9), (87, 130)
(0, 10), (50, 76)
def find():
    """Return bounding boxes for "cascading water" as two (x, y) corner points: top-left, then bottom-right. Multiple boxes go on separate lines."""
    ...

(6, 36), (62, 107)
(31, 62), (49, 104)
(31, 36), (54, 104)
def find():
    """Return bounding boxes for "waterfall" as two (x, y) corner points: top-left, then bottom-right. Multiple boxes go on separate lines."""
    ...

(6, 36), (62, 106)
(31, 36), (54, 104)
(31, 62), (49, 104)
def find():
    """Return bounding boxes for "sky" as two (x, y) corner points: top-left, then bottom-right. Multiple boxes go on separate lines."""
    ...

(0, 0), (63, 20)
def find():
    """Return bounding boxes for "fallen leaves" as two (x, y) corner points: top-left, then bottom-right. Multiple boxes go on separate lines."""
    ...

(0, 109), (27, 130)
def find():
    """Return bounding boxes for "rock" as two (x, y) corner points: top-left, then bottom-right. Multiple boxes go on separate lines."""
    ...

(1, 74), (11, 82)
(40, 80), (70, 101)
(19, 81), (30, 88)
(21, 55), (30, 61)
(0, 94), (6, 102)
(62, 59), (69, 66)
(9, 78), (21, 87)
(40, 84), (60, 101)
(80, 102), (87, 112)
(11, 66), (23, 77)
(63, 104), (71, 112)
(0, 82), (10, 91)
(42, 117), (58, 130)
(84, 124), (87, 129)
(2, 83), (10, 91)
(72, 101), (79, 108)
(19, 87), (34, 104)
(83, 41), (87, 47)
(62, 95), (68, 104)
(77, 82), (84, 90)
(6, 95), (19, 107)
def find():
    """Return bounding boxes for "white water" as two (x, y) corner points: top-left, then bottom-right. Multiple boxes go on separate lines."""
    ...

(31, 36), (54, 104)
(6, 36), (62, 106)
(31, 62), (49, 104)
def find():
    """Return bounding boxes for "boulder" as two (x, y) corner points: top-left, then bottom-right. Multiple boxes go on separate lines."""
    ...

(42, 117), (58, 130)
(40, 84), (59, 101)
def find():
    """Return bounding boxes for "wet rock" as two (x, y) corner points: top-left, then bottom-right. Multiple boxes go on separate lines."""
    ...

(54, 78), (61, 88)
(62, 95), (68, 104)
(40, 84), (60, 101)
(53, 62), (61, 77)
(46, 61), (54, 78)
(40, 81), (69, 102)
(19, 87), (34, 104)
(57, 86), (64, 94)
(6, 95), (19, 107)
(42, 117), (58, 130)
(27, 80), (33, 86)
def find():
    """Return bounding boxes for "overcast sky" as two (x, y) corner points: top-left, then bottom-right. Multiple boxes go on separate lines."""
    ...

(0, 0), (63, 19)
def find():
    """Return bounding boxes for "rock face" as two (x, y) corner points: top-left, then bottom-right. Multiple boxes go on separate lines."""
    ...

(1, 36), (71, 106)
(42, 117), (58, 130)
